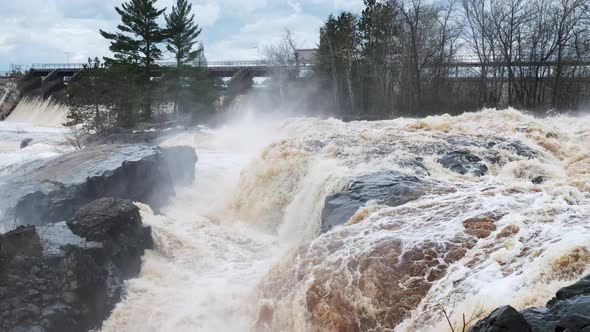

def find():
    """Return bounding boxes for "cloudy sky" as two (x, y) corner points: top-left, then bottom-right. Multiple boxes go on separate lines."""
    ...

(0, 0), (365, 71)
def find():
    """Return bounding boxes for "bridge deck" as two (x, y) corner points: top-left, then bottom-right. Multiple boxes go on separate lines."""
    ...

(5, 58), (589, 79)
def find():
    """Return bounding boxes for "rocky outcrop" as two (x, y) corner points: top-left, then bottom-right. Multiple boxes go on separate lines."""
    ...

(20, 138), (33, 149)
(468, 306), (532, 332)
(160, 146), (198, 185)
(67, 198), (152, 276)
(0, 198), (152, 332)
(0, 144), (197, 226)
(470, 274), (590, 332)
(438, 150), (489, 176)
(0, 226), (42, 260)
(320, 171), (429, 232)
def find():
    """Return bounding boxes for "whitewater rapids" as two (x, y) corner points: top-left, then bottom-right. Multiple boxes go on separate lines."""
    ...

(93, 109), (590, 332)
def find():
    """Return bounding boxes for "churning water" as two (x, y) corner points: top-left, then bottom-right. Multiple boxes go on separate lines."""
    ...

(99, 109), (590, 331)
(1, 106), (589, 331)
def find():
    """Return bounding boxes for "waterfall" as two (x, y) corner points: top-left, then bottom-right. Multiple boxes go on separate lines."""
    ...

(90, 109), (589, 331)
(4, 97), (69, 127)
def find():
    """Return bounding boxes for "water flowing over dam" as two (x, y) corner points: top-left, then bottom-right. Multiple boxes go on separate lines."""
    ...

(1, 108), (589, 331)
(0, 98), (71, 178)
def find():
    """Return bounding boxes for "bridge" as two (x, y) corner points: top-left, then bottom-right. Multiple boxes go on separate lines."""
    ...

(4, 53), (590, 99)
(6, 61), (311, 99)
(10, 60), (306, 78)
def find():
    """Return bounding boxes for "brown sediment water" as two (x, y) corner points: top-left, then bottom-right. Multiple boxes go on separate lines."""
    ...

(93, 109), (590, 332)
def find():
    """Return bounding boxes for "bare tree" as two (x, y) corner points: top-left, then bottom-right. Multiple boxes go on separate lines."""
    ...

(264, 29), (300, 106)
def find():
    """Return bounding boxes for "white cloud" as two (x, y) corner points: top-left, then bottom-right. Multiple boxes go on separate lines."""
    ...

(205, 10), (324, 61)
(0, 0), (362, 69)
(309, 0), (364, 11)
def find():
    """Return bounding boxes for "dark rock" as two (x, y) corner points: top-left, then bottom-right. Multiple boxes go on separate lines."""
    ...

(527, 295), (590, 332)
(532, 176), (545, 185)
(469, 305), (532, 332)
(0, 144), (176, 226)
(501, 141), (539, 160)
(160, 146), (198, 185)
(438, 150), (489, 176)
(555, 314), (590, 331)
(0, 225), (42, 260)
(68, 198), (152, 276)
(20, 138), (33, 149)
(321, 171), (428, 232)
(67, 198), (141, 242)
(0, 198), (153, 332)
(550, 275), (590, 305)
(474, 275), (590, 332)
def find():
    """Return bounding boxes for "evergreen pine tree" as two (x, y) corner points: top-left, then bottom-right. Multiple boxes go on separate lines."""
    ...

(165, 0), (203, 68)
(100, 0), (166, 121)
(164, 0), (210, 116)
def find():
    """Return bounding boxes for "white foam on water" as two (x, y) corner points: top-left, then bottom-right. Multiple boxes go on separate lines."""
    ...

(95, 108), (590, 331)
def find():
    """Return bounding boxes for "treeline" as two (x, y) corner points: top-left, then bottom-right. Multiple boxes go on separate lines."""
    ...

(66, 0), (219, 133)
(314, 0), (590, 119)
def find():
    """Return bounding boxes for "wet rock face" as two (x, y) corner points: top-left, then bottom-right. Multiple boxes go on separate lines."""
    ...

(468, 306), (532, 332)
(438, 150), (489, 176)
(68, 198), (142, 242)
(0, 144), (197, 226)
(160, 145), (198, 185)
(0, 198), (152, 332)
(320, 171), (428, 232)
(0, 225), (42, 260)
(472, 275), (590, 332)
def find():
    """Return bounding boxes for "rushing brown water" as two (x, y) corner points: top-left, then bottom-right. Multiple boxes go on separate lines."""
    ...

(96, 109), (590, 331)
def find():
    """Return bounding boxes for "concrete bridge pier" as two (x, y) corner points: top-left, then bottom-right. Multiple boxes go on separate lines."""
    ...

(19, 71), (43, 97)
(41, 70), (66, 99)
(227, 69), (254, 96)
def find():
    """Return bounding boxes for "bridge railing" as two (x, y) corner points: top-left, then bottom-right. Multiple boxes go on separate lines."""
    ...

(28, 61), (283, 70)
(31, 63), (87, 70)
(16, 55), (590, 72)
(157, 60), (314, 68)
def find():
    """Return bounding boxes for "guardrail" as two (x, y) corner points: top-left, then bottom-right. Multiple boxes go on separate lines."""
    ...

(13, 56), (590, 72)
(31, 63), (87, 70)
(26, 61), (313, 70)
(452, 54), (590, 63)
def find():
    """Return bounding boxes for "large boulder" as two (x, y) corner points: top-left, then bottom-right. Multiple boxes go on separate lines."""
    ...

(471, 274), (590, 332)
(0, 198), (152, 332)
(321, 171), (428, 232)
(438, 150), (489, 176)
(0, 225), (42, 261)
(468, 306), (532, 332)
(0, 144), (197, 226)
(67, 198), (142, 242)
(68, 197), (152, 276)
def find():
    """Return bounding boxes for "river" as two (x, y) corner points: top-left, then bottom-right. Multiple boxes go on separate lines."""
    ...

(1, 104), (589, 331)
